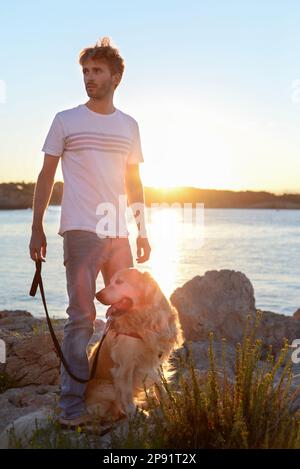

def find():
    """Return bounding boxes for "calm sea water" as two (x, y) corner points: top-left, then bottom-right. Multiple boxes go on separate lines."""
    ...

(0, 206), (299, 320)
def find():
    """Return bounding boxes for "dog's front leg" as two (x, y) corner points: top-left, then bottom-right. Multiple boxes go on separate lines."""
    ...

(114, 366), (136, 416)
(111, 337), (141, 416)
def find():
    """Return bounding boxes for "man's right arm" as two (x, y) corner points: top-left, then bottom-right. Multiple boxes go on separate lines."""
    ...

(29, 154), (60, 262)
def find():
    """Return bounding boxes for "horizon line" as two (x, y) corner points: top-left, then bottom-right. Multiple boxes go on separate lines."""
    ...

(1, 180), (299, 197)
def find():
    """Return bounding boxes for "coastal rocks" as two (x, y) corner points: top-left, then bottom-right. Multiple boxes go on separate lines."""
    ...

(1, 269), (300, 447)
(0, 310), (41, 333)
(255, 310), (300, 355)
(0, 310), (106, 387)
(170, 270), (300, 357)
(0, 310), (64, 387)
(1, 330), (62, 386)
(173, 340), (237, 389)
(0, 310), (107, 441)
(170, 269), (256, 343)
(0, 385), (59, 436)
(293, 308), (300, 320)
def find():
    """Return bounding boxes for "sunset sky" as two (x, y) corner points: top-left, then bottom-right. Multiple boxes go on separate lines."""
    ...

(1, 0), (300, 194)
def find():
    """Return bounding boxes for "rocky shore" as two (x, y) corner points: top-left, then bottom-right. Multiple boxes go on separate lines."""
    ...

(1, 269), (300, 447)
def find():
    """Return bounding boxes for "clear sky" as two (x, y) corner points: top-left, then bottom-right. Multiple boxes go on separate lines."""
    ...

(1, 0), (300, 194)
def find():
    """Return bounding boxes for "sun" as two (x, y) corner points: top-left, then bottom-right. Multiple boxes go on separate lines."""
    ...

(139, 143), (236, 190)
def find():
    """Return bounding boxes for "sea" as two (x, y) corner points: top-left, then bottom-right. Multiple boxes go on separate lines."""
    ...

(0, 206), (299, 320)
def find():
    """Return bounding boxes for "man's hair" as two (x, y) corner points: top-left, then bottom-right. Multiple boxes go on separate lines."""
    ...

(79, 37), (125, 83)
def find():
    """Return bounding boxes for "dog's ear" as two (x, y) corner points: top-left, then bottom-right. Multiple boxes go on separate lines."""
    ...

(142, 271), (158, 305)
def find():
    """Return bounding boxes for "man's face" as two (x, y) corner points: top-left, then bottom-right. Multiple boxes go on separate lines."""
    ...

(82, 58), (119, 99)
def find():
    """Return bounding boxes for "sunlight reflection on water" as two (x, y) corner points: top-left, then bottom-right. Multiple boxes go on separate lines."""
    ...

(0, 206), (299, 319)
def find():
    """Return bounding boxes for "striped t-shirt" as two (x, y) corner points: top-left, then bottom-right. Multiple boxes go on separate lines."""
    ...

(41, 104), (144, 238)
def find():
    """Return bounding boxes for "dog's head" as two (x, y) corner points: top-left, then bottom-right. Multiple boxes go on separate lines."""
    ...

(96, 267), (184, 352)
(96, 268), (164, 312)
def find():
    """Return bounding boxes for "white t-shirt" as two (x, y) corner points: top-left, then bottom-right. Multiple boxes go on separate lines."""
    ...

(42, 104), (144, 238)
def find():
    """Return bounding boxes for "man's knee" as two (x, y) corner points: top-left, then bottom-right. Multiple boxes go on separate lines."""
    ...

(66, 276), (97, 320)
(66, 302), (97, 324)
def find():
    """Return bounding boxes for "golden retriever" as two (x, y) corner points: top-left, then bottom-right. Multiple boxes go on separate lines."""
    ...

(0, 268), (184, 447)
(85, 268), (184, 422)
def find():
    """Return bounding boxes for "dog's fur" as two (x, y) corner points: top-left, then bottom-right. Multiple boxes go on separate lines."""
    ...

(85, 268), (184, 421)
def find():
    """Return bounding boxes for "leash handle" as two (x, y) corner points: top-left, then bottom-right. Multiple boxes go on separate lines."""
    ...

(29, 259), (41, 297)
(29, 259), (107, 384)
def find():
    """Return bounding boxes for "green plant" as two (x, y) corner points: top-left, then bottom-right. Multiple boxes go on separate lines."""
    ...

(110, 311), (300, 449)
(6, 412), (105, 449)
(7, 310), (300, 449)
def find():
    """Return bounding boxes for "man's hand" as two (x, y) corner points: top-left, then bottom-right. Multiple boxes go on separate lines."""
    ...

(29, 227), (47, 262)
(136, 236), (151, 263)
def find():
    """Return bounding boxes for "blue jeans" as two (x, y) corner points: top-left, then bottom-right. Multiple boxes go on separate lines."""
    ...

(60, 230), (134, 419)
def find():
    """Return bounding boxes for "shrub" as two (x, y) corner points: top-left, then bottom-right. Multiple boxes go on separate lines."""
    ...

(111, 311), (300, 449)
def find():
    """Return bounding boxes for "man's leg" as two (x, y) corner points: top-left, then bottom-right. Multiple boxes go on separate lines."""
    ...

(100, 237), (134, 287)
(60, 230), (111, 420)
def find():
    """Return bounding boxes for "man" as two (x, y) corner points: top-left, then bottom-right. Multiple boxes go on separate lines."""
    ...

(29, 37), (151, 427)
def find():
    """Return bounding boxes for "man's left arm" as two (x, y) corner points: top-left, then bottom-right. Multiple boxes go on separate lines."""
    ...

(125, 163), (151, 263)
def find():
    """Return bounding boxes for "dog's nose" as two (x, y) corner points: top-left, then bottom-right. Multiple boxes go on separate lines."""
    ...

(95, 289), (108, 304)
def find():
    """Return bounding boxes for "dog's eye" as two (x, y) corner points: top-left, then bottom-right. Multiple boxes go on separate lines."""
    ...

(115, 279), (124, 285)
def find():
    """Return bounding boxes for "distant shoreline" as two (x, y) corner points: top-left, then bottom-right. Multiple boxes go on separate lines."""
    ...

(1, 182), (300, 210)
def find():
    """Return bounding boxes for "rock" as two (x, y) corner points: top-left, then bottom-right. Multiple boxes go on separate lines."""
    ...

(171, 339), (237, 386)
(255, 310), (300, 355)
(0, 310), (107, 444)
(0, 310), (41, 333)
(2, 267), (300, 447)
(0, 329), (62, 386)
(170, 270), (300, 357)
(170, 269), (256, 343)
(0, 315), (106, 387)
(0, 408), (59, 449)
(0, 385), (60, 435)
(0, 405), (138, 449)
(293, 308), (300, 320)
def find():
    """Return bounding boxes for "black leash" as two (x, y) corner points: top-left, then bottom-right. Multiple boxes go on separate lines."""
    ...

(29, 259), (109, 384)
